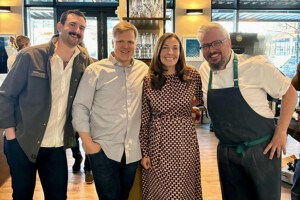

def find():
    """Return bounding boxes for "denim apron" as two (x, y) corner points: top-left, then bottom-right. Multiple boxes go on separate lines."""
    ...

(207, 54), (281, 200)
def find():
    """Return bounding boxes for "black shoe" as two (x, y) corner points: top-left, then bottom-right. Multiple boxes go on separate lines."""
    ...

(210, 123), (214, 132)
(72, 157), (82, 173)
(85, 171), (94, 184)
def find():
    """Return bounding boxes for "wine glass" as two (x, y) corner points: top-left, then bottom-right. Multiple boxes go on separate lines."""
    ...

(136, 33), (143, 59)
(145, 33), (153, 59)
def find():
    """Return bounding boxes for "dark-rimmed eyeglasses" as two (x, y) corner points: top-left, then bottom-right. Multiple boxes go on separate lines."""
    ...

(200, 39), (227, 51)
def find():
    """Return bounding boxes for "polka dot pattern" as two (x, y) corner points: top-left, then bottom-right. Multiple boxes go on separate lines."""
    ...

(140, 69), (203, 199)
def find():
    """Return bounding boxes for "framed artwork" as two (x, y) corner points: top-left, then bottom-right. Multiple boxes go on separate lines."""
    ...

(182, 35), (203, 61)
(0, 34), (15, 73)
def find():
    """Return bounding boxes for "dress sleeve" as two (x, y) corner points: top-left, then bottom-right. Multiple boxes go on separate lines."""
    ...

(139, 77), (152, 157)
(194, 70), (204, 105)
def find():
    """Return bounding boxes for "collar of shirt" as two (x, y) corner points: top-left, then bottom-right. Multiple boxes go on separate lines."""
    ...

(52, 47), (80, 69)
(108, 53), (134, 68)
(226, 50), (235, 70)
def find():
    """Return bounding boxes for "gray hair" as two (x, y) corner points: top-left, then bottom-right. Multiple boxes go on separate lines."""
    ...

(197, 22), (230, 42)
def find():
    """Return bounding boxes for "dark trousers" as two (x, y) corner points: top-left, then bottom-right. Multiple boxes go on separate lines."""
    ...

(217, 141), (281, 200)
(4, 137), (68, 200)
(88, 150), (138, 200)
(71, 132), (91, 171)
(292, 155), (300, 200)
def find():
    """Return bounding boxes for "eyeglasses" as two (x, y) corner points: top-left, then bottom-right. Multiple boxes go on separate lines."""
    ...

(200, 39), (227, 51)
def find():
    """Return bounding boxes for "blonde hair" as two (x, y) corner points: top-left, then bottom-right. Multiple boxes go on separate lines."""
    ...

(112, 21), (138, 40)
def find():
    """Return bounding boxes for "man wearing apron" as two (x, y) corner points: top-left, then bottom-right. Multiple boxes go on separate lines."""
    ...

(291, 62), (300, 200)
(198, 22), (298, 200)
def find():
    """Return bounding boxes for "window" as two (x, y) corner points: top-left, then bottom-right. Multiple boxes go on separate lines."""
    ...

(106, 17), (120, 56)
(212, 1), (300, 78)
(24, 0), (175, 59)
(84, 17), (98, 59)
(166, 9), (174, 33)
(26, 7), (54, 45)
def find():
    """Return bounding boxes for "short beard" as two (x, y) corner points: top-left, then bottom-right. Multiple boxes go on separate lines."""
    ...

(209, 59), (225, 71)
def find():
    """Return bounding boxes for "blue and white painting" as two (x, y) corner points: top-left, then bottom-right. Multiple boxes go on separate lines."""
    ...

(183, 36), (203, 61)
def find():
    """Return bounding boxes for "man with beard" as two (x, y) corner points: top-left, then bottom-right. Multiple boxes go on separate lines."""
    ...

(198, 22), (297, 200)
(0, 10), (93, 199)
(291, 62), (300, 200)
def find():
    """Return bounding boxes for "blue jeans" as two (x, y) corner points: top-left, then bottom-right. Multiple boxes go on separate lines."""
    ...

(4, 137), (68, 200)
(292, 155), (300, 200)
(88, 150), (138, 200)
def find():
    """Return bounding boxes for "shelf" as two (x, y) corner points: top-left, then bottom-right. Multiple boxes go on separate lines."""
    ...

(123, 17), (170, 21)
(125, 0), (168, 57)
(123, 17), (170, 29)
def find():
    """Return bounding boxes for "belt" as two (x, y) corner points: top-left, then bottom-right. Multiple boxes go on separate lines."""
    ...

(219, 134), (273, 156)
(152, 115), (187, 121)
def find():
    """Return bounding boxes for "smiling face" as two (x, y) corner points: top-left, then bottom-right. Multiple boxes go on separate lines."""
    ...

(159, 37), (180, 74)
(112, 30), (136, 66)
(57, 13), (86, 48)
(201, 28), (232, 70)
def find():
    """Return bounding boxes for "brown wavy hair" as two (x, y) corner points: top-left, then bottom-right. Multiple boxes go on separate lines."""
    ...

(149, 33), (192, 90)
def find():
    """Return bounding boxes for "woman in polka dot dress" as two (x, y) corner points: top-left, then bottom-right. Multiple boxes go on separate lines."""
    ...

(139, 33), (203, 200)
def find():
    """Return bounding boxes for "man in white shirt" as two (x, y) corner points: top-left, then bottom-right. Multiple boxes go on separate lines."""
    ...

(0, 10), (92, 200)
(198, 22), (297, 200)
(72, 21), (148, 200)
(291, 62), (300, 200)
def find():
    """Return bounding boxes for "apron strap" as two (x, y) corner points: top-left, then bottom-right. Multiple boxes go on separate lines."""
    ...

(233, 54), (238, 88)
(208, 53), (239, 90)
(219, 134), (273, 156)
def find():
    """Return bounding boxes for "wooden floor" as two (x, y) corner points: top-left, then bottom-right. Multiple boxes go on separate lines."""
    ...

(0, 124), (299, 200)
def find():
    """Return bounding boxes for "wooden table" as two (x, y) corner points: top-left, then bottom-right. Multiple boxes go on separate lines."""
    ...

(287, 118), (300, 142)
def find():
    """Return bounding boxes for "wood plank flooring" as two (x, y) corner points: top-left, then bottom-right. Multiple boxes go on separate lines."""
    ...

(0, 124), (299, 200)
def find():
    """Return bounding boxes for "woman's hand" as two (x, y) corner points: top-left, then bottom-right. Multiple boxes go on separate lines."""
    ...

(141, 156), (152, 169)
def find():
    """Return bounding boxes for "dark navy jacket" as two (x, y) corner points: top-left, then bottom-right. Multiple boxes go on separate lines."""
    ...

(0, 35), (93, 162)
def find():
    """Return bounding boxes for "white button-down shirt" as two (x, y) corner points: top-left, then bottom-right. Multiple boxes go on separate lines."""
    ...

(41, 48), (80, 147)
(72, 54), (148, 163)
